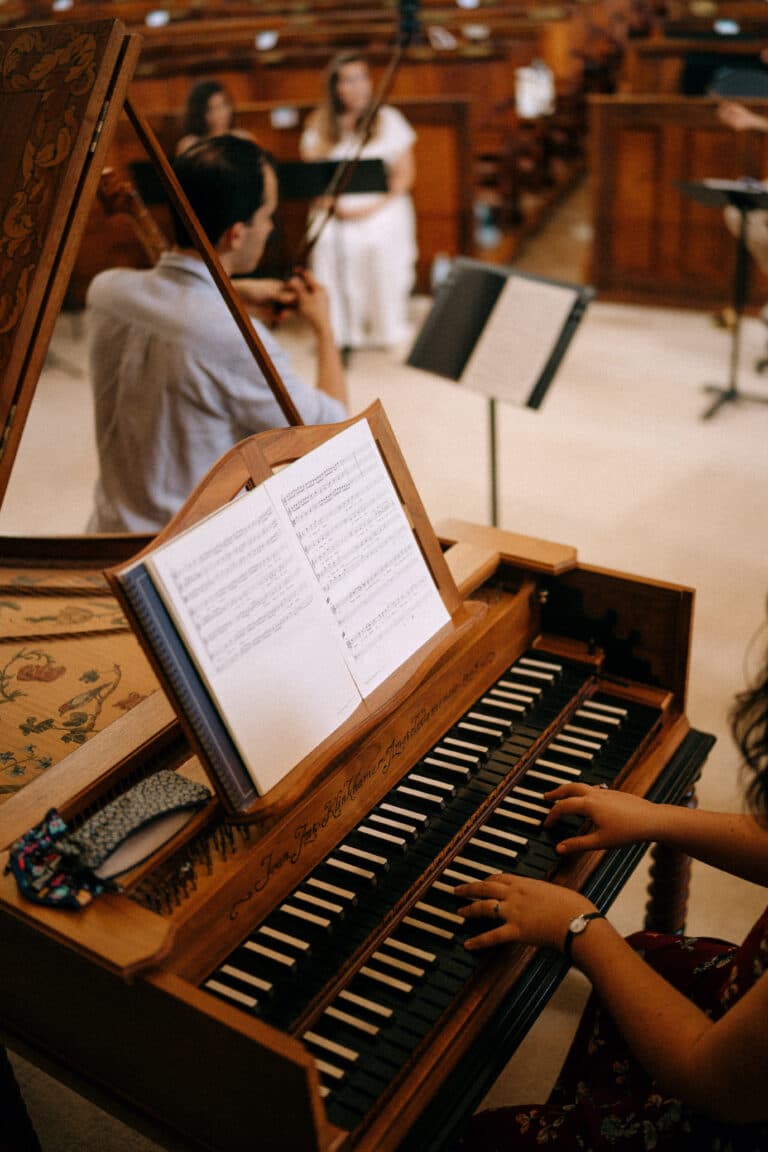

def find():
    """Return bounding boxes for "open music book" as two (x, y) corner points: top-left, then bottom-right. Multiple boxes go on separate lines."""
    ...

(113, 420), (450, 806)
(408, 257), (593, 409)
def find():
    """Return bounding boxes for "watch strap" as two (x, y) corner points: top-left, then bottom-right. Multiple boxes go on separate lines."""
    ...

(563, 911), (604, 960)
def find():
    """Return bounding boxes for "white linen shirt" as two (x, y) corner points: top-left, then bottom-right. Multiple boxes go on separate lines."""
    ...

(86, 252), (346, 534)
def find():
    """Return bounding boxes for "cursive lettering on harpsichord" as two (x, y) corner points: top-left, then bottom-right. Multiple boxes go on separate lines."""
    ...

(229, 648), (499, 915)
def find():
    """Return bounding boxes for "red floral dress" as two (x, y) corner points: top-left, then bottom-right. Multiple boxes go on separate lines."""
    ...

(453, 906), (768, 1150)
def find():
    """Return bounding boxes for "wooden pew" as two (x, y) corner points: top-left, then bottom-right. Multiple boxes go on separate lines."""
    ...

(589, 94), (768, 307)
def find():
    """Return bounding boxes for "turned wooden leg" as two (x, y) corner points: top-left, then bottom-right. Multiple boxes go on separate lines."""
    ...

(644, 786), (697, 935)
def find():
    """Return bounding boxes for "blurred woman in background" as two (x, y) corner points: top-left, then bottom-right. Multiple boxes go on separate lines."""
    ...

(300, 52), (417, 351)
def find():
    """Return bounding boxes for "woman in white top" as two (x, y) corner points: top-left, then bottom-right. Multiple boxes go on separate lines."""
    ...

(300, 53), (417, 350)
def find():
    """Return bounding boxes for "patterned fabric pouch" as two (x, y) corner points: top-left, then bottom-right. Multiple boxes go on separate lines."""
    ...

(5, 770), (211, 909)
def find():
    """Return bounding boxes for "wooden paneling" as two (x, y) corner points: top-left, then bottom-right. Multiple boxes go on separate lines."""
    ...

(67, 96), (472, 304)
(621, 37), (768, 95)
(590, 94), (768, 307)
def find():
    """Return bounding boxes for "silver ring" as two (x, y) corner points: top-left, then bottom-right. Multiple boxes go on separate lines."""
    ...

(598, 783), (609, 790)
(494, 900), (501, 919)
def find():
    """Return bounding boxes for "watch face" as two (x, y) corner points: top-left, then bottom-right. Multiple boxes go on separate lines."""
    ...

(570, 914), (588, 934)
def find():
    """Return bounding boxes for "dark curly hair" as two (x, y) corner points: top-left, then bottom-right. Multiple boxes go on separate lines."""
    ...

(731, 616), (768, 818)
(182, 80), (234, 139)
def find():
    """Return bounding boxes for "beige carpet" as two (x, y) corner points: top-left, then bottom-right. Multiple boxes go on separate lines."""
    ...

(2, 180), (768, 1145)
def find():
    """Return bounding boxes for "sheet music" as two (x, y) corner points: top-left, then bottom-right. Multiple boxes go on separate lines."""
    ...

(146, 485), (359, 793)
(144, 420), (449, 793)
(461, 275), (579, 404)
(268, 420), (450, 694)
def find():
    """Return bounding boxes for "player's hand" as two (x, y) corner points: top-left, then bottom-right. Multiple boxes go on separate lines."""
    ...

(454, 873), (594, 952)
(544, 782), (658, 856)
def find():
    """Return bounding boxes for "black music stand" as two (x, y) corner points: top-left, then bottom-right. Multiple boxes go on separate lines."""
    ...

(678, 178), (768, 419)
(278, 160), (388, 365)
(276, 158), (387, 200)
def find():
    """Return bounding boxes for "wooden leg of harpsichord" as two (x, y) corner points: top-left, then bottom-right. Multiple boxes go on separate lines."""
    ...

(643, 787), (697, 935)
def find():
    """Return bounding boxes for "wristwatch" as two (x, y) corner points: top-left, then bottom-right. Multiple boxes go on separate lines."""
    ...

(563, 911), (604, 960)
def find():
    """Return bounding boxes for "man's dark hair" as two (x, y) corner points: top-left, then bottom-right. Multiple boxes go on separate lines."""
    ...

(171, 134), (272, 248)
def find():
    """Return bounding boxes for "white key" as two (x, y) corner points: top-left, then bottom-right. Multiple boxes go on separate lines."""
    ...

(432, 746), (478, 764)
(479, 822), (528, 846)
(324, 1005), (379, 1036)
(281, 902), (332, 929)
(528, 768), (574, 787)
(372, 950), (425, 978)
(259, 924), (310, 952)
(454, 855), (501, 876)
(314, 1058), (345, 1081)
(368, 812), (417, 835)
(467, 711), (510, 729)
(443, 736), (486, 753)
(303, 1031), (358, 1063)
(556, 733), (601, 752)
(564, 724), (608, 741)
(415, 900), (464, 925)
(244, 940), (296, 968)
(519, 656), (562, 672)
(338, 844), (388, 868)
(443, 866), (478, 884)
(379, 802), (428, 824)
(431, 880), (456, 894)
(482, 695), (525, 713)
(459, 720), (502, 738)
(306, 876), (356, 902)
(423, 756), (470, 778)
(469, 836), (519, 861)
(326, 856), (376, 882)
(294, 890), (344, 916)
(402, 914), (454, 940)
(584, 699), (627, 716)
(397, 785), (443, 805)
(498, 679), (540, 695)
(512, 785), (548, 802)
(408, 773), (454, 794)
(338, 989), (393, 1019)
(576, 708), (620, 727)
(205, 979), (257, 1008)
(509, 667), (553, 681)
(495, 806), (541, 827)
(384, 936), (436, 964)
(359, 965), (413, 994)
(358, 825), (406, 848)
(535, 757), (582, 776)
(220, 964), (272, 994)
(548, 743), (592, 762)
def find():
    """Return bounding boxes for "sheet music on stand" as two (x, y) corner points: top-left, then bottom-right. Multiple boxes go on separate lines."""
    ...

(408, 257), (593, 409)
(407, 258), (593, 523)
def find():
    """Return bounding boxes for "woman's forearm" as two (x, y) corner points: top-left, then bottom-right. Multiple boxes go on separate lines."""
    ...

(549, 785), (768, 886)
(650, 805), (768, 885)
(571, 917), (768, 1123)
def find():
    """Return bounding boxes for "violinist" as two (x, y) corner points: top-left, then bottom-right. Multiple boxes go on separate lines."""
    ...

(86, 136), (347, 535)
